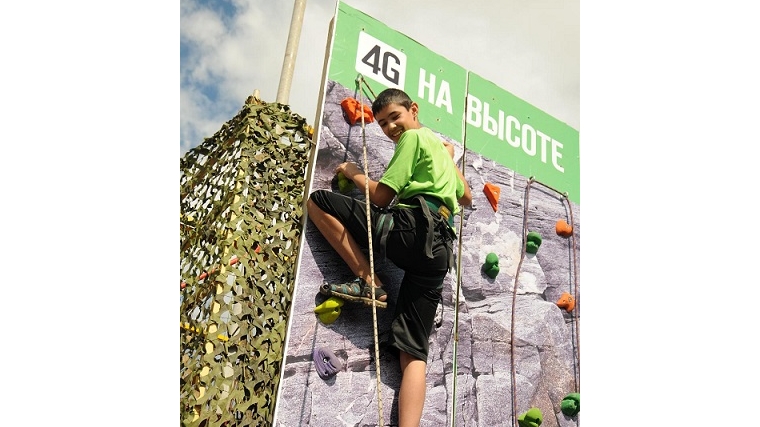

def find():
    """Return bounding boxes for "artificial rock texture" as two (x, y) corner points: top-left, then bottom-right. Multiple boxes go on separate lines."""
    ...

(274, 81), (580, 427)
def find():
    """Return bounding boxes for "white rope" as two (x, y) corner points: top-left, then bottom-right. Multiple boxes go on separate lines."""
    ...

(356, 74), (384, 426)
(450, 72), (469, 426)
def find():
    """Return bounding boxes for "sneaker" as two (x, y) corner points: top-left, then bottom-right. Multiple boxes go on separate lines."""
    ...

(320, 277), (388, 309)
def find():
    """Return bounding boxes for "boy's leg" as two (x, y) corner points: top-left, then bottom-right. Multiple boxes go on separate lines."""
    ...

(306, 197), (386, 298)
(398, 351), (427, 427)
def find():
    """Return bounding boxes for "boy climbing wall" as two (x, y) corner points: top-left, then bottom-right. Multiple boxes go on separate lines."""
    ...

(307, 88), (472, 427)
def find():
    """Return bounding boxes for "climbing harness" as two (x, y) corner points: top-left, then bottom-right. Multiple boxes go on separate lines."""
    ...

(356, 74), (384, 426)
(510, 177), (581, 426)
(398, 194), (456, 270)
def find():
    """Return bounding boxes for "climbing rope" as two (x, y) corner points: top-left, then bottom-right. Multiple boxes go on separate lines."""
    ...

(450, 74), (470, 427)
(356, 74), (384, 426)
(509, 177), (581, 426)
(562, 192), (581, 392)
(509, 177), (533, 426)
(450, 156), (466, 427)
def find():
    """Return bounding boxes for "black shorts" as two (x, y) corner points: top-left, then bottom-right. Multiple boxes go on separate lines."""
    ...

(309, 189), (451, 361)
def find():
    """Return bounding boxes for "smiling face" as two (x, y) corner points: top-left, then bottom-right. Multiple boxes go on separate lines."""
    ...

(374, 102), (421, 143)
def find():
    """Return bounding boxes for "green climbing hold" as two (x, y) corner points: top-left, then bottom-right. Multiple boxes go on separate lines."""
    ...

(560, 392), (580, 417)
(483, 252), (500, 278)
(526, 231), (542, 254)
(485, 252), (499, 266)
(517, 407), (543, 427)
(485, 264), (499, 279)
(336, 172), (355, 194)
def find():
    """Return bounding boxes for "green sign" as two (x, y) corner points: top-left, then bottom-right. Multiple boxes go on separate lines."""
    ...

(466, 73), (580, 203)
(327, 1), (579, 203)
(329, 2), (467, 141)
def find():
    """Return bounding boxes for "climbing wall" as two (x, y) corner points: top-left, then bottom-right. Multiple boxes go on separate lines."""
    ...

(272, 80), (581, 427)
(179, 94), (314, 426)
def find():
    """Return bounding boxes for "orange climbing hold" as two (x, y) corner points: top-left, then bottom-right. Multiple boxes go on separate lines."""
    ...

(556, 219), (573, 238)
(483, 182), (500, 212)
(340, 97), (374, 125)
(556, 292), (576, 312)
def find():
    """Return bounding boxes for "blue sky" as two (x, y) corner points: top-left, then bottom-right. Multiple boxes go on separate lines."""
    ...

(180, 0), (580, 156)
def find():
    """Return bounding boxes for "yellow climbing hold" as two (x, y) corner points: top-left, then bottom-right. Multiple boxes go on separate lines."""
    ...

(314, 297), (344, 324)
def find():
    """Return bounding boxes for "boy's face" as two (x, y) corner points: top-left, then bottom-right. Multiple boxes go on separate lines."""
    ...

(375, 102), (420, 144)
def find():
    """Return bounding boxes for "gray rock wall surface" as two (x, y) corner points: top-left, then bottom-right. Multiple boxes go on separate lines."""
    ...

(274, 80), (581, 427)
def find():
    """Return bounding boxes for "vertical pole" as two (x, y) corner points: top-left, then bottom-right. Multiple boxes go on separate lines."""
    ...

(276, 0), (307, 104)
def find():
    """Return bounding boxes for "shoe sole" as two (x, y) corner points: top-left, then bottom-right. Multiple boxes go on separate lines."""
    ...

(320, 283), (388, 309)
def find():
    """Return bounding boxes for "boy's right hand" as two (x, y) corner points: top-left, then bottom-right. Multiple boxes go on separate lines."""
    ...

(335, 162), (361, 180)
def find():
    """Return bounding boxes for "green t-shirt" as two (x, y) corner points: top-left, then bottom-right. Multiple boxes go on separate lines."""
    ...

(379, 127), (464, 213)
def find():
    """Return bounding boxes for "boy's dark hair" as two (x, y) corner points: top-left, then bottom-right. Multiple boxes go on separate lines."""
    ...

(371, 88), (413, 116)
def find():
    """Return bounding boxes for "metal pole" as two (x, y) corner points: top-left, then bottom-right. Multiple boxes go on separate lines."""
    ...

(276, 0), (307, 104)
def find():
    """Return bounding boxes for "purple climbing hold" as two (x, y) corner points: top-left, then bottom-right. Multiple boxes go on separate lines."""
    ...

(312, 346), (342, 380)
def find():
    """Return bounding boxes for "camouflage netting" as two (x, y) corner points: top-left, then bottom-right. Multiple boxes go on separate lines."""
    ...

(180, 94), (314, 426)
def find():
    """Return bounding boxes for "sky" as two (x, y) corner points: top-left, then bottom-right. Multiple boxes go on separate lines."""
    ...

(180, 0), (580, 156)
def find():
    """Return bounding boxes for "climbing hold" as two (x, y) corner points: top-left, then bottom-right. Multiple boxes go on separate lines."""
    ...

(483, 182), (500, 212)
(314, 297), (344, 314)
(340, 97), (374, 125)
(180, 281), (187, 290)
(313, 346), (343, 380)
(485, 264), (499, 278)
(483, 252), (500, 278)
(336, 172), (355, 194)
(485, 252), (498, 266)
(318, 310), (340, 325)
(517, 407), (543, 427)
(229, 256), (239, 266)
(526, 231), (542, 254)
(555, 219), (573, 238)
(561, 392), (580, 417)
(314, 297), (344, 324)
(556, 292), (576, 312)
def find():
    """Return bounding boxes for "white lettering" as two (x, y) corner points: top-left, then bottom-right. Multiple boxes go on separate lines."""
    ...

(483, 102), (498, 136)
(537, 131), (552, 164)
(435, 80), (453, 114)
(552, 139), (564, 172)
(418, 68), (436, 104)
(465, 96), (565, 173)
(521, 123), (536, 156)
(506, 115), (520, 148)
(466, 94), (482, 127)
(418, 69), (453, 114)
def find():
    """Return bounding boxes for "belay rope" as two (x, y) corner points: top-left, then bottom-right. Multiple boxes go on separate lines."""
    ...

(356, 75), (384, 426)
(450, 72), (470, 427)
(510, 177), (581, 426)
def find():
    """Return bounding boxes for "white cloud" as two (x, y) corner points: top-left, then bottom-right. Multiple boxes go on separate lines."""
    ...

(180, 0), (580, 155)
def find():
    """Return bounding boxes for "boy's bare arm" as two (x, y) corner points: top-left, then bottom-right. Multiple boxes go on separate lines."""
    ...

(455, 165), (472, 206)
(336, 162), (396, 207)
